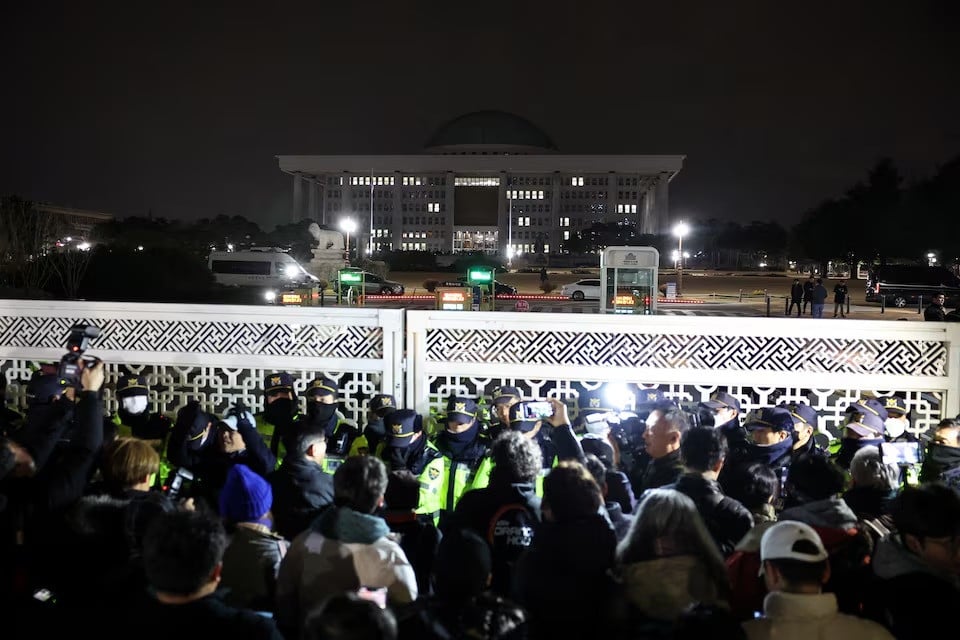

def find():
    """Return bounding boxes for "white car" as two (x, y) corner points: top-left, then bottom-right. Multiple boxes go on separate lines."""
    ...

(560, 278), (602, 301)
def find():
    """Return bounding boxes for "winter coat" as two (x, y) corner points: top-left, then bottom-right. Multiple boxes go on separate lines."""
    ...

(841, 486), (896, 521)
(604, 501), (634, 542)
(673, 472), (754, 556)
(269, 455), (334, 540)
(618, 555), (728, 622)
(397, 592), (527, 640)
(779, 496), (859, 530)
(743, 591), (893, 640)
(275, 505), (417, 637)
(220, 525), (289, 613)
(869, 534), (960, 639)
(632, 447), (684, 495)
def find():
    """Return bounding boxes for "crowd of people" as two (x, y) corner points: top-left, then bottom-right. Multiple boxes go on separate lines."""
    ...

(2, 365), (960, 639)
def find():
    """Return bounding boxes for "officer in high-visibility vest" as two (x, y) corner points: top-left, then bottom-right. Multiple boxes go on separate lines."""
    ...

(256, 371), (298, 458)
(111, 373), (173, 487)
(381, 408), (444, 520)
(434, 396), (493, 528)
(303, 376), (363, 474)
(363, 393), (397, 456)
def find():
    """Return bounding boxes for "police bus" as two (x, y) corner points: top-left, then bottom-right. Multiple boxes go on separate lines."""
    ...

(207, 247), (319, 289)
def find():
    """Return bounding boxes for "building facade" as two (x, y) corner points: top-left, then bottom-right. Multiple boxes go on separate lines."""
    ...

(277, 111), (683, 256)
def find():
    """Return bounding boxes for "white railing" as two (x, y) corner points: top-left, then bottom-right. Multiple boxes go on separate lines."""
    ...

(406, 311), (960, 436)
(0, 300), (404, 422)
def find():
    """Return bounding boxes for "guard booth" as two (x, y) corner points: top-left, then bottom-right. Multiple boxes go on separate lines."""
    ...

(435, 288), (472, 311)
(466, 266), (497, 311)
(600, 246), (659, 315)
(337, 269), (365, 305)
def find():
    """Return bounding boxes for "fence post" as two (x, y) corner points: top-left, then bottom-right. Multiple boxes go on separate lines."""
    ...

(766, 296), (771, 317)
(918, 295), (923, 315)
(784, 297), (789, 316)
(880, 295), (885, 314)
(846, 296), (850, 316)
(739, 289), (743, 302)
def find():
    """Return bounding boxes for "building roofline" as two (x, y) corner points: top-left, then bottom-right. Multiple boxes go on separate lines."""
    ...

(35, 204), (114, 221)
(277, 154), (684, 177)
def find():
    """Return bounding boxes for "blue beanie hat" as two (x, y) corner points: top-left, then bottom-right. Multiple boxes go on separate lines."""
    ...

(219, 464), (273, 523)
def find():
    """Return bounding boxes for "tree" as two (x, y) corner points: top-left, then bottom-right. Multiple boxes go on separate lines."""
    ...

(48, 246), (94, 299)
(0, 196), (60, 292)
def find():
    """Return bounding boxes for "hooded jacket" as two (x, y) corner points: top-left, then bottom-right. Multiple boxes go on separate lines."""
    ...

(779, 496), (859, 530)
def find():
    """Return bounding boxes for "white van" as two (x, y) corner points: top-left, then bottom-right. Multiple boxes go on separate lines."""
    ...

(207, 247), (319, 288)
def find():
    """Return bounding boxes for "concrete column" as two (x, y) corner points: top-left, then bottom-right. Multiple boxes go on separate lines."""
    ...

(655, 173), (670, 234)
(550, 173), (561, 254)
(307, 180), (318, 221)
(292, 174), (304, 223)
(606, 173), (618, 224)
(445, 171), (455, 252)
(640, 177), (655, 235)
(497, 171), (508, 255)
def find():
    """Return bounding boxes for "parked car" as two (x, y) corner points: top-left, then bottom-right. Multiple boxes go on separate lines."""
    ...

(865, 265), (960, 308)
(456, 277), (518, 295)
(560, 279), (602, 301)
(334, 270), (405, 295)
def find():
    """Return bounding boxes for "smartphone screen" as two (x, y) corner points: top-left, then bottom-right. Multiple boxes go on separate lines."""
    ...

(521, 401), (553, 420)
(881, 442), (920, 465)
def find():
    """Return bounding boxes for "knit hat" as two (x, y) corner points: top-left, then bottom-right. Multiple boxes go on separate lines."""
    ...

(219, 464), (273, 523)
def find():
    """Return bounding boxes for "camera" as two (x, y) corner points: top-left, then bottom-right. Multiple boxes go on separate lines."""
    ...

(58, 324), (100, 387)
(518, 400), (553, 420)
(164, 467), (195, 499)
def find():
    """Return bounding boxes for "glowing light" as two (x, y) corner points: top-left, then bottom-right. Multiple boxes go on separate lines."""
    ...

(137, 245), (144, 251)
(673, 222), (690, 238)
(603, 382), (634, 411)
(264, 290), (276, 301)
(77, 243), (91, 251)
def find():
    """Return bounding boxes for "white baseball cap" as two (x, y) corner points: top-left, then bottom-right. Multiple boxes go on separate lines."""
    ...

(759, 521), (828, 574)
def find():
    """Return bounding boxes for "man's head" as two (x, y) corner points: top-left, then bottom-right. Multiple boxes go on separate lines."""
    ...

(786, 453), (846, 503)
(369, 393), (396, 420)
(541, 461), (602, 523)
(642, 400), (690, 459)
(760, 521), (830, 594)
(489, 430), (542, 486)
(680, 426), (728, 474)
(103, 437), (160, 490)
(577, 389), (615, 419)
(432, 528), (492, 600)
(781, 401), (818, 450)
(849, 445), (899, 492)
(445, 396), (478, 434)
(305, 376), (339, 405)
(492, 385), (522, 425)
(142, 510), (227, 599)
(816, 278), (823, 285)
(334, 455), (388, 514)
(892, 483), (960, 575)
(292, 423), (327, 464)
(26, 371), (66, 406)
(744, 407), (795, 446)
(302, 592), (398, 640)
(263, 371), (294, 403)
(583, 453), (608, 496)
(725, 462), (779, 512)
(699, 392), (741, 429)
(934, 292), (946, 307)
(215, 415), (248, 454)
(932, 418), (960, 448)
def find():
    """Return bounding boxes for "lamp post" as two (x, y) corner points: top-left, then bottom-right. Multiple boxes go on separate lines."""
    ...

(673, 221), (690, 295)
(340, 218), (357, 264)
(507, 192), (513, 270)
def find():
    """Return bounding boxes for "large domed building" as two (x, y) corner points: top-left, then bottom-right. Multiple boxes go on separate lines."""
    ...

(278, 111), (682, 256)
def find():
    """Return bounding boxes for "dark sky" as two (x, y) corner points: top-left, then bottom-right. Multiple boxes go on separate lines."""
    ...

(2, 1), (958, 230)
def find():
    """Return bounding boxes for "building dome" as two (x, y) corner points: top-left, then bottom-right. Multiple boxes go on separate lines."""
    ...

(424, 110), (557, 153)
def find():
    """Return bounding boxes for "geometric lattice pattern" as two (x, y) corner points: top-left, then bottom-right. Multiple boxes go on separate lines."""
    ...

(427, 376), (944, 438)
(425, 329), (947, 376)
(0, 359), (383, 425)
(0, 316), (383, 359)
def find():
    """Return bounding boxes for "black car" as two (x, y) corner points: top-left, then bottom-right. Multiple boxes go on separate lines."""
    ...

(865, 265), (960, 308)
(454, 277), (517, 295)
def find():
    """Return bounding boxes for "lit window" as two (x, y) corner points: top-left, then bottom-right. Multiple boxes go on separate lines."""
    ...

(563, 231), (570, 240)
(455, 177), (500, 187)
(560, 217), (570, 227)
(572, 177), (584, 186)
(538, 190), (544, 199)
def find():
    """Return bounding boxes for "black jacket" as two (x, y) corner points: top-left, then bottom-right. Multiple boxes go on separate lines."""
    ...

(452, 482), (541, 596)
(632, 448), (684, 495)
(269, 455), (334, 540)
(790, 282), (804, 301)
(919, 442), (960, 484)
(802, 280), (815, 300)
(604, 501), (634, 542)
(397, 592), (527, 640)
(924, 303), (946, 321)
(383, 511), (442, 596)
(842, 486), (896, 521)
(673, 472), (753, 556)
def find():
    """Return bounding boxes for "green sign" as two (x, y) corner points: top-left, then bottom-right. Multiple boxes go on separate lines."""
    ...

(339, 271), (362, 284)
(467, 268), (493, 284)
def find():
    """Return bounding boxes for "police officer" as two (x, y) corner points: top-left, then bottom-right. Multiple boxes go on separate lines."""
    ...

(303, 376), (363, 473)
(381, 408), (444, 521)
(111, 373), (174, 486)
(487, 385), (522, 440)
(881, 396), (914, 443)
(699, 391), (747, 449)
(780, 401), (828, 462)
(434, 396), (493, 526)
(834, 397), (887, 470)
(257, 371), (298, 457)
(363, 393), (397, 455)
(572, 388), (616, 435)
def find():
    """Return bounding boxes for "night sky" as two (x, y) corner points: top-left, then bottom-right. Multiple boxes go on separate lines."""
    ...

(2, 1), (957, 230)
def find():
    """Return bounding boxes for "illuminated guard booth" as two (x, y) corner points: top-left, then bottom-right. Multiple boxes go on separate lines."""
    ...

(436, 288), (472, 311)
(600, 246), (659, 315)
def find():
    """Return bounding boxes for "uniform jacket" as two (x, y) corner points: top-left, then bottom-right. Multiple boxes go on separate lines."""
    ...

(220, 525), (289, 613)
(434, 426), (494, 518)
(268, 454), (334, 541)
(743, 591), (894, 640)
(275, 505), (417, 636)
(673, 472), (754, 557)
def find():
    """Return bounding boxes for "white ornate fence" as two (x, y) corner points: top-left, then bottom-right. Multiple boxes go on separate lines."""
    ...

(0, 300), (405, 423)
(406, 311), (960, 437)
(1, 301), (958, 437)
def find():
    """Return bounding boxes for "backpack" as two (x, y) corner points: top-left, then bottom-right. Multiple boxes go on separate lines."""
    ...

(486, 502), (538, 596)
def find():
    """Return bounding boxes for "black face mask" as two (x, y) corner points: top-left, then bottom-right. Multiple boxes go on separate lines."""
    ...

(306, 402), (338, 425)
(264, 397), (294, 426)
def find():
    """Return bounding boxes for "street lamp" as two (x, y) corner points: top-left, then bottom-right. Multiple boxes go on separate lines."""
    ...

(927, 252), (938, 266)
(340, 218), (357, 264)
(673, 221), (690, 295)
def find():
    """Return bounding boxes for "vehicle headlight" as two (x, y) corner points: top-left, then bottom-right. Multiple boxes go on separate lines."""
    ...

(284, 265), (299, 277)
(264, 290), (276, 302)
